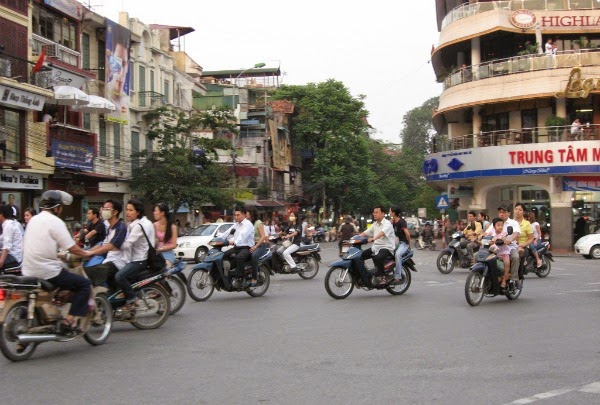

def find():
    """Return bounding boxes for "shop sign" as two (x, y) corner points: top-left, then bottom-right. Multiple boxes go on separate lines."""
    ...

(0, 85), (45, 111)
(510, 10), (536, 29)
(35, 65), (88, 89)
(43, 0), (82, 20)
(555, 67), (600, 99)
(540, 15), (600, 28)
(51, 140), (94, 171)
(0, 170), (43, 190)
(563, 176), (600, 191)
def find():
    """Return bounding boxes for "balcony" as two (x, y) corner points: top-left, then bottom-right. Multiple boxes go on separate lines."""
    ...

(131, 91), (165, 110)
(442, 0), (600, 29)
(435, 124), (598, 152)
(443, 49), (600, 91)
(32, 34), (80, 67)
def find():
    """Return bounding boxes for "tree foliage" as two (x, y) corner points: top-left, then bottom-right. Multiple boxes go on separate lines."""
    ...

(400, 96), (439, 157)
(131, 106), (236, 210)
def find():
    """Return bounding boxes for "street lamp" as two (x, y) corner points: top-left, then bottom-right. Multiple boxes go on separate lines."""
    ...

(230, 62), (265, 212)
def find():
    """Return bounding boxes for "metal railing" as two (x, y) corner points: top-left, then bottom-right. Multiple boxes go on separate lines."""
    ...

(443, 48), (600, 90)
(442, 0), (600, 29)
(31, 34), (80, 67)
(434, 124), (598, 152)
(135, 91), (165, 108)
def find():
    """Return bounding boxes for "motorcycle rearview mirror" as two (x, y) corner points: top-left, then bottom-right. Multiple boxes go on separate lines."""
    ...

(506, 226), (513, 235)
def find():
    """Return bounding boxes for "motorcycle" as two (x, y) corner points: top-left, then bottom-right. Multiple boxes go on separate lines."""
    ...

(270, 236), (321, 280)
(313, 229), (326, 243)
(436, 231), (476, 274)
(0, 253), (112, 361)
(324, 235), (417, 299)
(162, 255), (187, 315)
(520, 241), (553, 278)
(415, 234), (436, 250)
(465, 231), (522, 306)
(105, 267), (171, 330)
(186, 236), (271, 302)
(0, 263), (22, 276)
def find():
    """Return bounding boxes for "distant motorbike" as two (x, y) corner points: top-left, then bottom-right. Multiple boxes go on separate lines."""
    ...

(520, 241), (553, 278)
(465, 231), (522, 306)
(313, 229), (326, 243)
(186, 236), (270, 302)
(436, 231), (475, 274)
(0, 253), (112, 362)
(415, 234), (436, 250)
(324, 236), (417, 299)
(270, 236), (321, 280)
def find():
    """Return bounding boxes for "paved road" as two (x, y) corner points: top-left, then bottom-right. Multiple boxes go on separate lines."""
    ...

(1, 242), (599, 404)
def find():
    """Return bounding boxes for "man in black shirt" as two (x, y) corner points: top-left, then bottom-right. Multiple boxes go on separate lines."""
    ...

(390, 206), (411, 283)
(337, 216), (357, 257)
(83, 207), (106, 247)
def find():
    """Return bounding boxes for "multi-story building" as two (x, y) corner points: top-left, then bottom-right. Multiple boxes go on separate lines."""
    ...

(427, 0), (600, 252)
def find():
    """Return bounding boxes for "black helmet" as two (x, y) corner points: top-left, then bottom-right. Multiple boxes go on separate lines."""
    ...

(39, 190), (73, 209)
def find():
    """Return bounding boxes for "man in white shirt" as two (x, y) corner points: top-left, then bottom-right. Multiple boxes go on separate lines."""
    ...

(22, 190), (93, 329)
(359, 205), (396, 284)
(0, 204), (23, 273)
(223, 207), (255, 276)
(491, 205), (522, 289)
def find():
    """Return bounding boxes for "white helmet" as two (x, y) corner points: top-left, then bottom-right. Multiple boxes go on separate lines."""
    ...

(39, 190), (73, 209)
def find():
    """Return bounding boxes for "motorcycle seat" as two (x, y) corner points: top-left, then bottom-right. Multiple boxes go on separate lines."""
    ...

(297, 244), (319, 252)
(0, 275), (55, 291)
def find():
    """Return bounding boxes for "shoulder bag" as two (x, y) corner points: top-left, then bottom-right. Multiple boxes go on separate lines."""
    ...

(139, 223), (166, 272)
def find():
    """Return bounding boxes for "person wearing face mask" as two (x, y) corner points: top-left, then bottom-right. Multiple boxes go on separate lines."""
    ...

(84, 199), (128, 288)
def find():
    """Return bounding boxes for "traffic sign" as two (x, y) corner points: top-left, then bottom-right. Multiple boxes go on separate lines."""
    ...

(436, 195), (449, 209)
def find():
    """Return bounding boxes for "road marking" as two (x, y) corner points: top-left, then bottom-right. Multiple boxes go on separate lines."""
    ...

(556, 289), (600, 294)
(505, 381), (600, 404)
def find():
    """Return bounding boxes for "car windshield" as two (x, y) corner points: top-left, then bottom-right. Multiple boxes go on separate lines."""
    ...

(188, 224), (218, 236)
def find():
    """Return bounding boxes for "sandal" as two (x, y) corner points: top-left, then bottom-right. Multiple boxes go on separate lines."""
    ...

(377, 277), (388, 286)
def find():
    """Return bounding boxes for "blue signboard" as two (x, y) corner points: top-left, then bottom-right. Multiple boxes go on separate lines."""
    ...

(436, 195), (450, 209)
(51, 140), (94, 171)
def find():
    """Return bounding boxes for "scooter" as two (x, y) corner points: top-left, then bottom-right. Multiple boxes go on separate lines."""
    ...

(324, 235), (417, 299)
(415, 234), (436, 250)
(436, 231), (475, 274)
(186, 236), (271, 302)
(0, 253), (112, 361)
(520, 241), (553, 278)
(465, 230), (522, 306)
(270, 236), (322, 280)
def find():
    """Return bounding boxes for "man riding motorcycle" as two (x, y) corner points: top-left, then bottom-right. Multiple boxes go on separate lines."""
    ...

(461, 211), (483, 264)
(358, 205), (396, 285)
(21, 190), (93, 333)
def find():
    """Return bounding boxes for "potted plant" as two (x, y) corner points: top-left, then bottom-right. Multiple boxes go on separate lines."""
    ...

(545, 115), (566, 142)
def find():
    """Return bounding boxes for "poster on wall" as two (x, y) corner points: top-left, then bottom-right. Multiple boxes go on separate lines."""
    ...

(105, 19), (130, 125)
(563, 176), (600, 191)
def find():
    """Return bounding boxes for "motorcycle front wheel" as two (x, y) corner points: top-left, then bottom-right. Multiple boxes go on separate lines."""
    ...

(247, 265), (270, 297)
(298, 256), (319, 280)
(437, 252), (455, 274)
(465, 272), (485, 306)
(186, 269), (215, 302)
(506, 281), (522, 300)
(131, 284), (170, 330)
(165, 275), (186, 314)
(535, 256), (551, 278)
(0, 302), (38, 361)
(83, 293), (113, 346)
(324, 267), (354, 299)
(386, 266), (411, 295)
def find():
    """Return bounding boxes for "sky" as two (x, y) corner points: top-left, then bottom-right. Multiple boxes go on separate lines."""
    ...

(88, 0), (443, 143)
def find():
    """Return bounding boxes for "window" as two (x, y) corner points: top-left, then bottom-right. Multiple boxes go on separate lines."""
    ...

(138, 66), (146, 106)
(150, 70), (155, 92)
(129, 61), (134, 91)
(97, 40), (105, 81)
(146, 134), (153, 154)
(32, 5), (78, 51)
(113, 123), (120, 159)
(99, 118), (106, 156)
(163, 80), (170, 104)
(131, 130), (140, 170)
(82, 33), (90, 70)
(83, 113), (90, 130)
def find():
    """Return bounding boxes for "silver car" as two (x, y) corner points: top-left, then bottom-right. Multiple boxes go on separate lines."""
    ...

(174, 222), (235, 263)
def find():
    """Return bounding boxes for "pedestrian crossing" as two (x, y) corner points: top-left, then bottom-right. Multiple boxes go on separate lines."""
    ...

(505, 381), (600, 404)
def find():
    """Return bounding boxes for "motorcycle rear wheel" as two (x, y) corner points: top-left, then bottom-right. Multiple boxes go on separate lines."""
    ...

(298, 256), (319, 280)
(535, 256), (551, 278)
(186, 269), (215, 302)
(324, 267), (354, 299)
(246, 265), (270, 297)
(437, 252), (455, 274)
(131, 285), (170, 330)
(0, 302), (38, 361)
(84, 294), (112, 346)
(386, 266), (411, 295)
(165, 275), (186, 314)
(506, 281), (522, 300)
(465, 272), (485, 306)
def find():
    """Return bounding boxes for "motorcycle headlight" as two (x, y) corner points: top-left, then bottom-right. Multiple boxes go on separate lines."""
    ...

(178, 242), (191, 248)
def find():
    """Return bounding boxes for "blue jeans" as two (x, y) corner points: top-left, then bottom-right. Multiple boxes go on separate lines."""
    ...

(115, 260), (147, 302)
(394, 242), (409, 279)
(529, 240), (543, 254)
(251, 244), (266, 279)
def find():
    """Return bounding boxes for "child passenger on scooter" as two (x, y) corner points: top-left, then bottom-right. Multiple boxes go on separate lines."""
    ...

(485, 218), (511, 289)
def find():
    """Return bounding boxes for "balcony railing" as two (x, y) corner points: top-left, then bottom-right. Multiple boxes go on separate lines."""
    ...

(134, 91), (165, 109)
(31, 34), (79, 67)
(434, 124), (598, 152)
(442, 0), (600, 29)
(443, 48), (600, 90)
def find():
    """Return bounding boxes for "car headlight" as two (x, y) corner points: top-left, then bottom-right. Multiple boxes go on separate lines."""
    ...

(178, 242), (191, 248)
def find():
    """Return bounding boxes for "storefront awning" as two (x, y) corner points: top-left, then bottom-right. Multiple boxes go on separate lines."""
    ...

(254, 200), (286, 208)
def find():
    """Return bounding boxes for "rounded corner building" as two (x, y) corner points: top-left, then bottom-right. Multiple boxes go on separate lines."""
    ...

(427, 0), (600, 253)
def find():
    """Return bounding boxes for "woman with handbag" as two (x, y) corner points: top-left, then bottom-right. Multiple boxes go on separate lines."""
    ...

(153, 203), (178, 266)
(117, 199), (155, 310)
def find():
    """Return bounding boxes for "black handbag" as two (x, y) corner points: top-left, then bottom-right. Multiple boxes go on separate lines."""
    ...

(139, 224), (166, 272)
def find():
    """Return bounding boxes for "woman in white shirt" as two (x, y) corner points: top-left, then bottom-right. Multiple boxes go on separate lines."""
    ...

(0, 204), (24, 273)
(527, 211), (544, 269)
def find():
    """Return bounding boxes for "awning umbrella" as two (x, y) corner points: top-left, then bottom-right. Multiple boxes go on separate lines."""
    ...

(50, 85), (90, 106)
(73, 95), (115, 114)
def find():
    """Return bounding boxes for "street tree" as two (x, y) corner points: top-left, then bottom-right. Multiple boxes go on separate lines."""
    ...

(400, 96), (439, 157)
(131, 106), (235, 211)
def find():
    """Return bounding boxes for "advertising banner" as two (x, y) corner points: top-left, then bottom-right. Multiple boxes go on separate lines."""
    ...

(105, 19), (130, 125)
(563, 176), (600, 191)
(51, 140), (94, 171)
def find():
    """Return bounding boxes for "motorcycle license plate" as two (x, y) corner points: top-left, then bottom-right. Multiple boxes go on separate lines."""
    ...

(341, 246), (349, 253)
